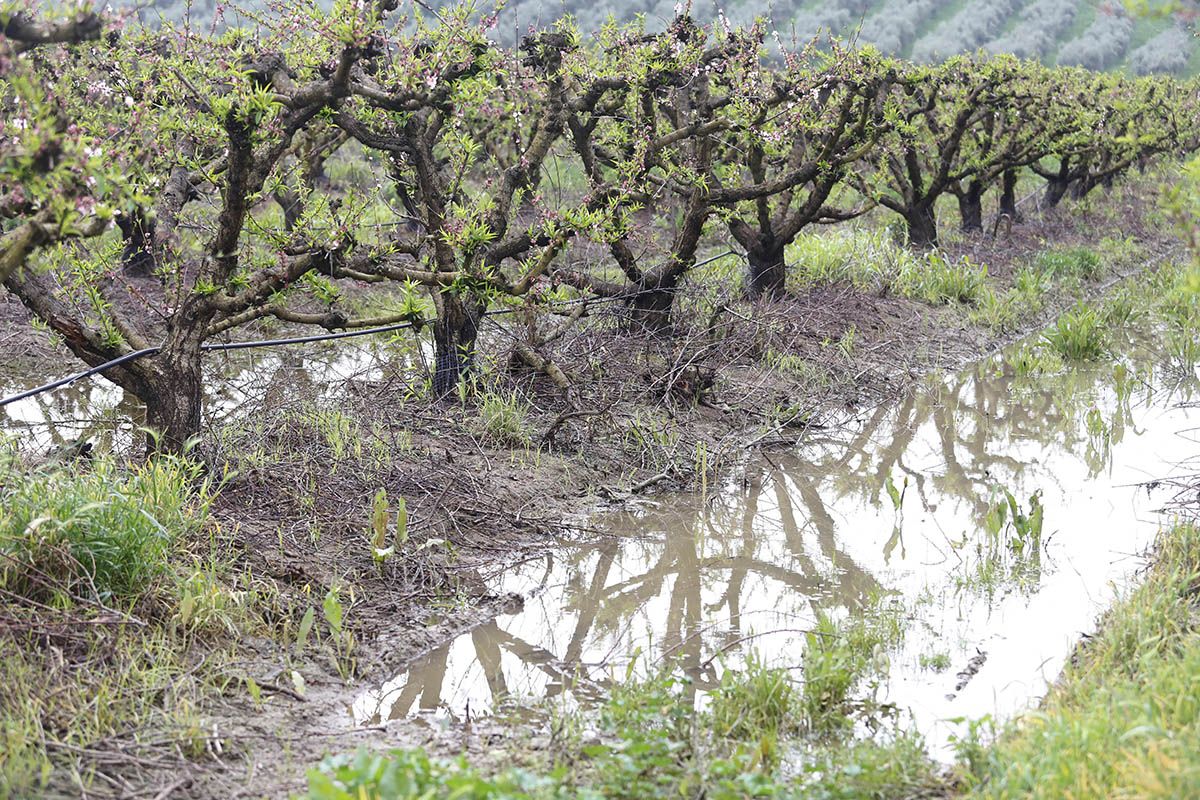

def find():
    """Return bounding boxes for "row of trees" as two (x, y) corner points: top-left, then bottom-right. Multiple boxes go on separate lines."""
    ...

(2, 1), (1197, 452)
(123, 0), (1200, 76)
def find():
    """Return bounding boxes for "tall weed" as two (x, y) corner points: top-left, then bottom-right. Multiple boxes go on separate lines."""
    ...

(0, 456), (207, 603)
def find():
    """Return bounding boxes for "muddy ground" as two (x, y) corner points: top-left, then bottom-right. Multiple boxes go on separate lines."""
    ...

(0, 178), (1187, 798)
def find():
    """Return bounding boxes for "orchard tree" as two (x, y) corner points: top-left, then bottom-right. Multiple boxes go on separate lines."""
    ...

(329, 11), (629, 395)
(1, 1), (431, 451)
(858, 54), (1043, 248)
(945, 60), (1083, 232)
(560, 15), (760, 330)
(1034, 72), (1195, 207)
(714, 43), (900, 298)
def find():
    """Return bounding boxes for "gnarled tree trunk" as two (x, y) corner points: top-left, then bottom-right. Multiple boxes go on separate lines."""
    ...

(432, 293), (485, 397)
(956, 184), (984, 234)
(999, 169), (1021, 223)
(747, 245), (787, 300)
(1043, 176), (1071, 208)
(142, 357), (204, 455)
(903, 204), (938, 249)
(630, 278), (677, 334)
(140, 305), (210, 454)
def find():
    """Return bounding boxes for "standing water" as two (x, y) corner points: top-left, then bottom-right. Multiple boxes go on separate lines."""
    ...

(352, 331), (1200, 756)
(3, 326), (1197, 756)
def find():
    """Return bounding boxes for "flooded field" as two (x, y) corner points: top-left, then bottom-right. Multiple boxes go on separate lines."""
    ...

(347, 331), (1200, 756)
(4, 323), (1199, 767)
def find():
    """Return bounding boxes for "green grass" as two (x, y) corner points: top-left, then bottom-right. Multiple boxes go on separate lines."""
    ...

(799, 601), (905, 736)
(961, 523), (1200, 798)
(799, 731), (945, 799)
(0, 455), (208, 603)
(972, 265), (1050, 331)
(788, 228), (987, 305)
(477, 390), (533, 447)
(710, 653), (799, 747)
(304, 644), (944, 800)
(1042, 304), (1108, 360)
(972, 240), (1137, 333)
(0, 454), (284, 796)
(1004, 342), (1063, 378)
(1033, 246), (1102, 281)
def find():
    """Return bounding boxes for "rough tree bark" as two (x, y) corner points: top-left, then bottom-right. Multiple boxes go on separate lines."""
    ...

(903, 204), (939, 249)
(746, 245), (787, 300)
(629, 275), (679, 333)
(998, 169), (1021, 222)
(432, 293), (485, 397)
(1043, 177), (1070, 207)
(956, 182), (984, 233)
(142, 349), (204, 453)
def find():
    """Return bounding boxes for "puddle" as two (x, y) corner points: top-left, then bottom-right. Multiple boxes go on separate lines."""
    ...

(5, 323), (1199, 758)
(0, 337), (429, 454)
(353, 333), (1200, 756)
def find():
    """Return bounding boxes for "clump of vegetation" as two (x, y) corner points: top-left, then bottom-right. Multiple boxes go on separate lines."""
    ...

(1042, 304), (1108, 360)
(764, 348), (829, 387)
(1033, 247), (1102, 281)
(710, 653), (799, 747)
(0, 453), (327, 795)
(956, 487), (1047, 597)
(919, 652), (952, 672)
(800, 602), (905, 736)
(788, 229), (987, 304)
(972, 265), (1050, 331)
(0, 455), (218, 793)
(306, 649), (943, 799)
(0, 455), (208, 602)
(788, 228), (925, 292)
(906, 252), (989, 305)
(798, 730), (946, 799)
(1102, 286), (1139, 327)
(1005, 342), (1063, 377)
(306, 749), (553, 800)
(477, 390), (533, 447)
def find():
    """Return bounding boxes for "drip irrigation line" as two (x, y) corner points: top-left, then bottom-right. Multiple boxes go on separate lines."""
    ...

(0, 348), (165, 410)
(0, 249), (742, 408)
(0, 291), (640, 409)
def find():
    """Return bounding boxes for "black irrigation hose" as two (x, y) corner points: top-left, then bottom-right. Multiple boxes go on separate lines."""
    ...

(0, 287), (656, 409)
(0, 347), (166, 409)
(0, 320), (426, 410)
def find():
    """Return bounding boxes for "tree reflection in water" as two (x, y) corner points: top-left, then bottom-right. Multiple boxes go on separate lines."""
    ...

(354, 334), (1200, 748)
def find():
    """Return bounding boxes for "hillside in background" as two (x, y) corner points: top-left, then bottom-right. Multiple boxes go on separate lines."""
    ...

(128, 0), (1198, 75)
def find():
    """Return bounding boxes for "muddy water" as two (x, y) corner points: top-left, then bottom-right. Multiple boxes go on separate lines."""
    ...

(353, 334), (1200, 756)
(5, 327), (1199, 757)
(0, 340), (419, 454)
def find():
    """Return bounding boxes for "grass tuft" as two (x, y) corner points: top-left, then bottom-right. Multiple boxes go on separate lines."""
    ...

(1042, 304), (1108, 360)
(1033, 247), (1102, 281)
(0, 455), (208, 603)
(477, 390), (533, 447)
(787, 228), (987, 305)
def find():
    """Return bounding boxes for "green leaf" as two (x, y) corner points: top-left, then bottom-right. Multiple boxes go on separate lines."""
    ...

(323, 588), (344, 635)
(296, 605), (316, 654)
